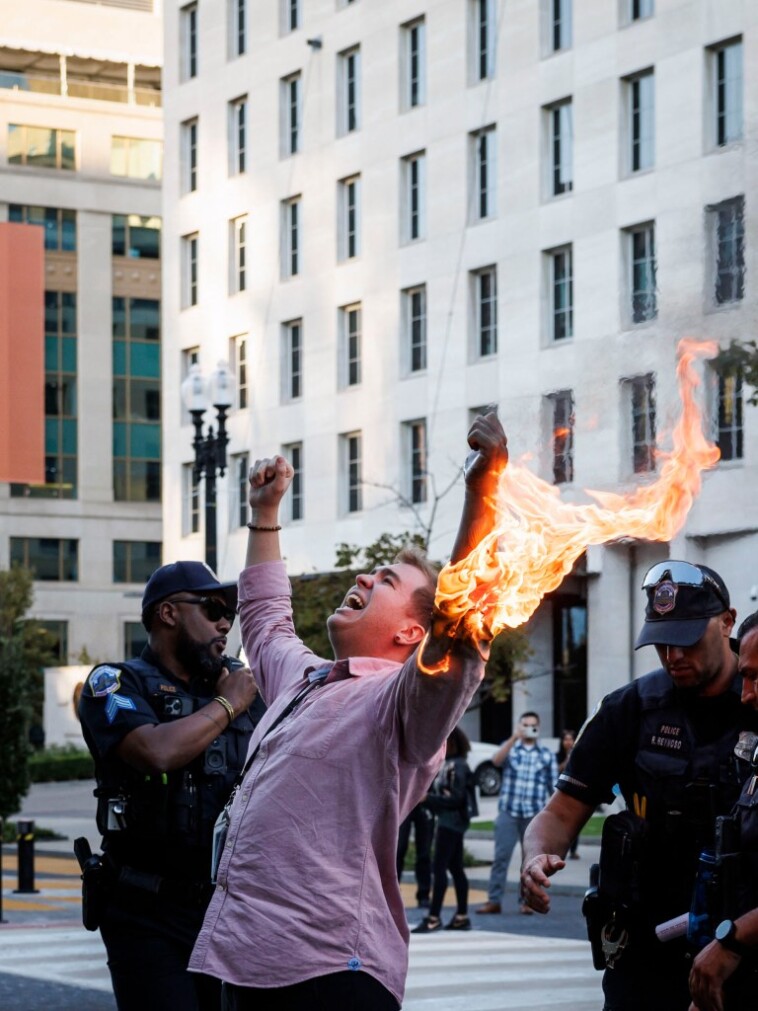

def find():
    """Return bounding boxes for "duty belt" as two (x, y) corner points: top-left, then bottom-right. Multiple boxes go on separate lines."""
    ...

(116, 864), (214, 908)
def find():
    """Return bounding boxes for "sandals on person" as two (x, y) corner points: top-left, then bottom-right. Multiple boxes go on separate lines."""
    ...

(412, 915), (442, 933)
(445, 913), (471, 931)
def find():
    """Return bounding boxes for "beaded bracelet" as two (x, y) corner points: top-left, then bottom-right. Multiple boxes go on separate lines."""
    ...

(246, 523), (282, 532)
(213, 695), (236, 724)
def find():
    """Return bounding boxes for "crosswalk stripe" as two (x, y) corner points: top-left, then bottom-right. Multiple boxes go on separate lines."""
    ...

(0, 925), (604, 1008)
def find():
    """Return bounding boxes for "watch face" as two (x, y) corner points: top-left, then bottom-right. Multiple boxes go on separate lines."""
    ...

(716, 920), (733, 942)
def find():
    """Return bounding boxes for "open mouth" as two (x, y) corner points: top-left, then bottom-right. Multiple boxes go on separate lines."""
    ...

(343, 591), (364, 611)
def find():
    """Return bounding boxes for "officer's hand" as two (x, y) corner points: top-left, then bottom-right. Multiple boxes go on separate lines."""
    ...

(688, 938), (737, 1011)
(520, 854), (565, 914)
(216, 662), (257, 716)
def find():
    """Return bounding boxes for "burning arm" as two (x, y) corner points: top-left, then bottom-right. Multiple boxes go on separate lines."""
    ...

(419, 411), (508, 672)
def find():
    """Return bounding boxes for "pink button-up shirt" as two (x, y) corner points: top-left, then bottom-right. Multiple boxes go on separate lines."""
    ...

(190, 561), (484, 1004)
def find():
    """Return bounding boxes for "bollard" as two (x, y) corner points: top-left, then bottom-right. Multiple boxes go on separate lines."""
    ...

(14, 818), (39, 894)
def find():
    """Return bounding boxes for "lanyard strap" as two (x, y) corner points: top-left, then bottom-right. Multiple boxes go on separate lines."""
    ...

(232, 677), (323, 790)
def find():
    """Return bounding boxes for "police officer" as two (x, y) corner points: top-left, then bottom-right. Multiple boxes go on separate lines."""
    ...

(520, 560), (758, 1011)
(78, 561), (263, 1011)
(688, 610), (758, 1011)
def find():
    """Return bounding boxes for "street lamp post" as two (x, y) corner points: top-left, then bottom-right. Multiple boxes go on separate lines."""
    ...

(180, 360), (235, 572)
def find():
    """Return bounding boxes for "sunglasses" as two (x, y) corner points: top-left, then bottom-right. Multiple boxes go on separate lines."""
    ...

(641, 561), (729, 611)
(167, 597), (237, 624)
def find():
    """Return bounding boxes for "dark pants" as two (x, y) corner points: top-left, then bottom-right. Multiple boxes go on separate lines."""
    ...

(221, 972), (400, 1011)
(429, 826), (468, 919)
(99, 885), (220, 1011)
(601, 935), (691, 1011)
(396, 803), (435, 904)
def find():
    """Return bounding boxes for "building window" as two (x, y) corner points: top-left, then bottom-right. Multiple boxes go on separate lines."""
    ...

(181, 2), (198, 79)
(282, 318), (303, 401)
(229, 0), (246, 57)
(629, 0), (654, 22)
(403, 284), (427, 374)
(709, 196), (745, 305)
(182, 462), (200, 535)
(125, 621), (148, 658)
(8, 205), (76, 251)
(472, 266), (497, 357)
(713, 367), (743, 462)
(626, 69), (654, 173)
(402, 151), (426, 243)
(181, 118), (198, 192)
(470, 125), (496, 221)
(627, 373), (656, 474)
(230, 215), (247, 294)
(711, 39), (742, 148)
(338, 46), (360, 135)
(281, 0), (300, 33)
(547, 247), (573, 341)
(8, 125), (75, 170)
(281, 196), (300, 278)
(547, 0), (572, 53)
(10, 538), (78, 581)
(112, 297), (161, 502)
(546, 99), (573, 196)
(470, 0), (496, 82)
(404, 419), (428, 505)
(548, 390), (574, 484)
(338, 175), (361, 260)
(112, 215), (161, 260)
(233, 452), (249, 527)
(229, 96), (247, 174)
(33, 620), (69, 665)
(232, 334), (248, 409)
(341, 432), (363, 513)
(13, 291), (78, 500)
(283, 441), (304, 521)
(113, 541), (162, 583)
(628, 223), (657, 323)
(180, 346), (199, 424)
(111, 136), (163, 181)
(401, 17), (426, 110)
(339, 303), (362, 388)
(281, 72), (302, 155)
(182, 233), (199, 307)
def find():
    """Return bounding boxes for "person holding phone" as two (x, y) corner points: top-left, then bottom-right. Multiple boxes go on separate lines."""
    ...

(78, 560), (265, 1011)
(476, 711), (557, 916)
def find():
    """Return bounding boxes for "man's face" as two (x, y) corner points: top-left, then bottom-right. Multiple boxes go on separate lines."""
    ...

(739, 627), (758, 709)
(326, 562), (430, 660)
(168, 594), (233, 685)
(519, 717), (539, 742)
(653, 613), (733, 694)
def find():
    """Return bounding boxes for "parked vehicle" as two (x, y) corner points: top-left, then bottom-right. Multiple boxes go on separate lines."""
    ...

(467, 741), (501, 797)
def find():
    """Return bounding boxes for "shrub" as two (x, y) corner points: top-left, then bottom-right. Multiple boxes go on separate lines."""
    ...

(29, 744), (95, 783)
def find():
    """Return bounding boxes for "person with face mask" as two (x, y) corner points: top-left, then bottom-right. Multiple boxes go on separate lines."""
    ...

(476, 711), (557, 916)
(78, 560), (264, 1011)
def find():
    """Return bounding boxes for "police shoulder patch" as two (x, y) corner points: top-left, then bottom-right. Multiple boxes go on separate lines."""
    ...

(87, 665), (123, 697)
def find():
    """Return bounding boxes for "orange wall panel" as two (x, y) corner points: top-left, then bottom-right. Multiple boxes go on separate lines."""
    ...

(0, 223), (45, 484)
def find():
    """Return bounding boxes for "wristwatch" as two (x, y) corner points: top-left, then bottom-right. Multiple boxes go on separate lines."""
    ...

(715, 919), (749, 957)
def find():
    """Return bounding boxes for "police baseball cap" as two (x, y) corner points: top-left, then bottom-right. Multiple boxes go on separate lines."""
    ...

(141, 561), (238, 616)
(634, 560), (731, 650)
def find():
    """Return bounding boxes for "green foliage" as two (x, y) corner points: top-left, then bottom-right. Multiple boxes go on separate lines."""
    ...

(29, 744), (95, 783)
(715, 340), (758, 406)
(481, 625), (535, 704)
(335, 533), (428, 571)
(0, 567), (57, 818)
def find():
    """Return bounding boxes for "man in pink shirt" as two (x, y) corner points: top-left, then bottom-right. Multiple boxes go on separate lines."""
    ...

(189, 412), (507, 1010)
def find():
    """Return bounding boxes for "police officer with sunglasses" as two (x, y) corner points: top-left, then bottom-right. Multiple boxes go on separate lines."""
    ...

(78, 561), (265, 1011)
(521, 559), (758, 1011)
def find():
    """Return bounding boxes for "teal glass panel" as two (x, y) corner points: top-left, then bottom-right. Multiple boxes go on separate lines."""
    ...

(130, 342), (159, 378)
(113, 422), (128, 457)
(112, 297), (126, 338)
(113, 341), (127, 375)
(61, 338), (76, 372)
(130, 423), (161, 459)
(61, 419), (77, 454)
(45, 336), (58, 371)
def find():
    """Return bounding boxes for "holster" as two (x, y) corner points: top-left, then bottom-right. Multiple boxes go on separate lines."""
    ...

(74, 837), (108, 932)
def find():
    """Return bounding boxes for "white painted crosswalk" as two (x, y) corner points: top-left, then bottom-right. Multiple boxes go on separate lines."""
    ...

(0, 925), (604, 1009)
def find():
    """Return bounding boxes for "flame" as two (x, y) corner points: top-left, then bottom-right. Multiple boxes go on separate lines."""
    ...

(419, 339), (720, 673)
